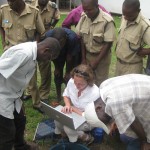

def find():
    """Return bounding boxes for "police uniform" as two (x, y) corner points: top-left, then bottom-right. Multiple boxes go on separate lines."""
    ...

(25, 0), (60, 30)
(76, 10), (116, 86)
(115, 12), (150, 76)
(25, 0), (60, 100)
(0, 3), (45, 107)
(0, 3), (45, 50)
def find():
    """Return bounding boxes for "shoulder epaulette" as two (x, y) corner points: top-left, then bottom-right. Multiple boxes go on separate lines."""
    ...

(143, 18), (150, 26)
(1, 4), (9, 9)
(49, 1), (57, 9)
(102, 12), (114, 22)
(81, 12), (86, 17)
(28, 4), (39, 11)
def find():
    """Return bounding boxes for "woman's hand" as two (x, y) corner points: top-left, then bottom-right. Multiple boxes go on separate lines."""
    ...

(61, 105), (72, 114)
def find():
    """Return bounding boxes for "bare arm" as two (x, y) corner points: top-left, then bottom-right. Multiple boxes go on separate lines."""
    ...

(61, 96), (72, 114)
(0, 27), (5, 49)
(81, 38), (87, 64)
(130, 117), (147, 142)
(71, 106), (83, 116)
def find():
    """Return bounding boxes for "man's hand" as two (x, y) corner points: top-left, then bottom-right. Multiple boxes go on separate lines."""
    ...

(61, 105), (72, 114)
(141, 142), (150, 150)
(109, 122), (118, 136)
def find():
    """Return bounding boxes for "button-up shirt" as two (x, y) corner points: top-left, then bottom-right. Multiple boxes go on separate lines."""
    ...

(63, 78), (100, 112)
(62, 4), (110, 29)
(0, 42), (37, 119)
(0, 3), (45, 50)
(100, 74), (150, 142)
(116, 12), (150, 63)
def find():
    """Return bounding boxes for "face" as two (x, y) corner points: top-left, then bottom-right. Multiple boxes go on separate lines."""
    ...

(38, 48), (59, 61)
(82, 1), (98, 20)
(74, 75), (88, 91)
(122, 5), (139, 22)
(7, 0), (18, 10)
(95, 99), (111, 124)
(38, 0), (49, 7)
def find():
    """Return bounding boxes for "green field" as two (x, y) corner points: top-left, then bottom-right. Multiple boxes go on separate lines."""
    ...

(0, 14), (125, 150)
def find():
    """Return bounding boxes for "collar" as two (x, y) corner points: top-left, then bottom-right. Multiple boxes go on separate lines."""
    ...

(9, 3), (32, 16)
(124, 12), (141, 26)
(84, 9), (106, 24)
(36, 2), (51, 13)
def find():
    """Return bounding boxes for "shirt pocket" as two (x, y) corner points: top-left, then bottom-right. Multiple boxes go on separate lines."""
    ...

(92, 33), (104, 46)
(24, 25), (36, 41)
(80, 28), (89, 44)
(2, 22), (12, 34)
(125, 33), (141, 51)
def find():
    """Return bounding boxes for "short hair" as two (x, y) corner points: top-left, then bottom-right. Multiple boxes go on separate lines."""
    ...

(123, 0), (140, 11)
(81, 0), (98, 7)
(40, 37), (61, 58)
(51, 27), (67, 41)
(70, 64), (95, 86)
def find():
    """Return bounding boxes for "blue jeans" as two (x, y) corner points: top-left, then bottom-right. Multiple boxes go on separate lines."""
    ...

(120, 134), (141, 150)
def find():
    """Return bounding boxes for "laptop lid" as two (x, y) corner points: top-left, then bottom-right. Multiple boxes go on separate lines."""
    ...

(41, 101), (86, 130)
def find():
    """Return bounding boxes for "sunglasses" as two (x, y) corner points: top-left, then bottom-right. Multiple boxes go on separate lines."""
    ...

(74, 69), (89, 77)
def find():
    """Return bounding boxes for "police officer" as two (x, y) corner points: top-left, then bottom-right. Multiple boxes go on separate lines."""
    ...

(0, 0), (45, 112)
(76, 0), (116, 86)
(25, 0), (60, 103)
(115, 0), (150, 76)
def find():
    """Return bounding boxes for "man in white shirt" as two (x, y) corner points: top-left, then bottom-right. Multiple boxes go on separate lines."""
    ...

(84, 74), (150, 150)
(0, 37), (60, 150)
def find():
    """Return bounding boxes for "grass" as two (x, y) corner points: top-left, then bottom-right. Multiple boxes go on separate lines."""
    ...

(0, 14), (126, 149)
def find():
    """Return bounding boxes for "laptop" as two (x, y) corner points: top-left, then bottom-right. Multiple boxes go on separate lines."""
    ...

(41, 101), (86, 130)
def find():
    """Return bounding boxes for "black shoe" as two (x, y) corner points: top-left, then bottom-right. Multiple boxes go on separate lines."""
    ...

(25, 142), (39, 150)
(33, 106), (44, 114)
(22, 95), (32, 101)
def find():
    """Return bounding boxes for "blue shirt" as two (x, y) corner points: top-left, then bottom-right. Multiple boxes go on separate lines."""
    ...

(45, 28), (80, 56)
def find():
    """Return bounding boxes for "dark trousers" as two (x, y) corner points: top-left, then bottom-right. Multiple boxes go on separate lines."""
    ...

(0, 108), (26, 150)
(120, 134), (141, 150)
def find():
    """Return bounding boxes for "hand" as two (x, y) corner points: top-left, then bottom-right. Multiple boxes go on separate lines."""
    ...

(109, 122), (118, 136)
(61, 105), (72, 114)
(137, 48), (148, 57)
(141, 142), (150, 150)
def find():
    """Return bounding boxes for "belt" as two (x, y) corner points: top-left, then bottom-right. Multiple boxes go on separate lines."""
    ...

(117, 58), (142, 65)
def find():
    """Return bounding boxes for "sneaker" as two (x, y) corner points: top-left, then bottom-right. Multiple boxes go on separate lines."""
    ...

(51, 101), (60, 107)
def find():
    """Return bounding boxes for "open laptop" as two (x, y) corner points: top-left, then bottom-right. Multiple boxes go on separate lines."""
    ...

(41, 101), (86, 130)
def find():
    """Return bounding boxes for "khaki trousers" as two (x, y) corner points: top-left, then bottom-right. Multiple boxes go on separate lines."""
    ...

(86, 51), (111, 87)
(115, 60), (143, 76)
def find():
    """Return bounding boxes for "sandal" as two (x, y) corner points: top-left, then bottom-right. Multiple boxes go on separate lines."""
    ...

(51, 101), (60, 107)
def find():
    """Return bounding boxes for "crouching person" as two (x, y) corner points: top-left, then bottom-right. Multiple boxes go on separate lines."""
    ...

(54, 64), (100, 145)
(0, 37), (60, 150)
(84, 74), (150, 150)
